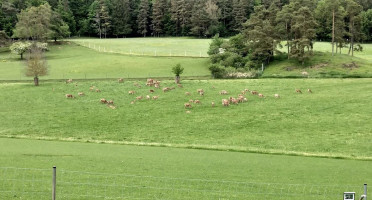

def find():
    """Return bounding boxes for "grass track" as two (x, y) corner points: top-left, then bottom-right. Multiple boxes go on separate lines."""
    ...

(0, 138), (370, 199)
(1, 79), (371, 159)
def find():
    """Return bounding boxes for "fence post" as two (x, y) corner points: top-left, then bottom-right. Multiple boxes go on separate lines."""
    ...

(365, 184), (367, 200)
(52, 166), (56, 200)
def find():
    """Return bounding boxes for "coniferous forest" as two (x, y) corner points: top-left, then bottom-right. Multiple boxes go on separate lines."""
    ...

(0, 0), (371, 40)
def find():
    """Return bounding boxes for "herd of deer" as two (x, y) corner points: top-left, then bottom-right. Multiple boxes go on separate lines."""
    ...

(64, 78), (313, 111)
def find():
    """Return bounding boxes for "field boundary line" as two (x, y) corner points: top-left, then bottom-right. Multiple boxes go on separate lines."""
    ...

(1, 135), (371, 161)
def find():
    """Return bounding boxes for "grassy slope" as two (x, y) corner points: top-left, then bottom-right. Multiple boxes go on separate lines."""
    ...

(0, 79), (371, 159)
(0, 138), (370, 199)
(0, 42), (210, 80)
(263, 42), (372, 78)
(70, 37), (211, 57)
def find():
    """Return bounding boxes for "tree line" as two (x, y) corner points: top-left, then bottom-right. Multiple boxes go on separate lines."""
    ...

(0, 0), (371, 40)
(207, 0), (372, 78)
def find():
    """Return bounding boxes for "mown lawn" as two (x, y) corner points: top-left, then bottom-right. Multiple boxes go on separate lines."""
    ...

(0, 138), (370, 199)
(0, 42), (210, 80)
(1, 79), (371, 159)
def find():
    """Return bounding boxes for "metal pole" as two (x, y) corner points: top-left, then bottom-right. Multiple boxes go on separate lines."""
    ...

(52, 166), (56, 200)
(365, 184), (367, 200)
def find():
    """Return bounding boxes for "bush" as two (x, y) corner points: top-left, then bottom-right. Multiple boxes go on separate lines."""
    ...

(172, 63), (184, 76)
(209, 64), (226, 78)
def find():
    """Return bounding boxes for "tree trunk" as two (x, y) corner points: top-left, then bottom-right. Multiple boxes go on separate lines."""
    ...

(21, 53), (23, 60)
(175, 76), (180, 84)
(286, 22), (290, 59)
(336, 43), (338, 54)
(332, 9), (335, 56)
(34, 77), (39, 86)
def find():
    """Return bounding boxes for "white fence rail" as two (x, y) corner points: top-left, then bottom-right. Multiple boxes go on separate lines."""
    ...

(73, 41), (209, 58)
(0, 167), (367, 200)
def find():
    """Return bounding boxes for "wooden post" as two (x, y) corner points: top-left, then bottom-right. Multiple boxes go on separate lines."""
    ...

(52, 166), (56, 200)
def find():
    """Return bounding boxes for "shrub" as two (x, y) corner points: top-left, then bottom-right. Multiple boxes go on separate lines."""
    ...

(172, 63), (184, 76)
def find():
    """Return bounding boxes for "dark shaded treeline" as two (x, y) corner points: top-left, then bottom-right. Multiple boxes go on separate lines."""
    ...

(0, 0), (371, 41)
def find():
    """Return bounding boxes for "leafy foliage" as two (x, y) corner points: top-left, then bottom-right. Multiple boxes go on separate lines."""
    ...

(172, 63), (184, 76)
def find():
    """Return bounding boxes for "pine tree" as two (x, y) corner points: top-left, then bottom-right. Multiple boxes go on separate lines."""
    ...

(190, 0), (209, 37)
(345, 0), (364, 56)
(290, 6), (317, 65)
(152, 0), (167, 37)
(243, 5), (278, 66)
(232, 0), (247, 32)
(276, 3), (295, 59)
(56, 0), (76, 36)
(137, 0), (149, 37)
(112, 0), (132, 37)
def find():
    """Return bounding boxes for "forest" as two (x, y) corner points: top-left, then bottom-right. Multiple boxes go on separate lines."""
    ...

(0, 0), (371, 40)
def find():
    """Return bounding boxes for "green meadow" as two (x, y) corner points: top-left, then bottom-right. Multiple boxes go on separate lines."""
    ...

(1, 79), (371, 159)
(0, 138), (370, 199)
(0, 42), (210, 80)
(0, 38), (371, 199)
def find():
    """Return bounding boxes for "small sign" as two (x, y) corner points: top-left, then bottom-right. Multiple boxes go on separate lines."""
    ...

(344, 192), (355, 200)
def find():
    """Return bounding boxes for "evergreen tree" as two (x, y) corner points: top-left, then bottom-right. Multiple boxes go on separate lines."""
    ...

(190, 0), (209, 37)
(216, 0), (233, 36)
(112, 0), (132, 37)
(243, 5), (278, 66)
(361, 9), (372, 41)
(56, 0), (76, 36)
(137, 0), (149, 37)
(232, 0), (247, 32)
(345, 0), (364, 56)
(151, 0), (167, 37)
(276, 3), (295, 58)
(290, 6), (317, 65)
(49, 10), (70, 41)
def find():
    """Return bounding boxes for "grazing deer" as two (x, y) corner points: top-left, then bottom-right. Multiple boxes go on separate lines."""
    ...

(274, 94), (280, 98)
(184, 103), (192, 108)
(212, 102), (215, 107)
(258, 93), (264, 98)
(128, 90), (135, 95)
(152, 96), (159, 100)
(78, 92), (85, 96)
(65, 94), (74, 98)
(296, 89), (302, 93)
(118, 78), (124, 83)
(100, 98), (107, 104)
(185, 92), (191, 96)
(308, 89), (312, 93)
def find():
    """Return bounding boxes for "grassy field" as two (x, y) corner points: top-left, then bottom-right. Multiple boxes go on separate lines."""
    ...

(1, 79), (371, 159)
(0, 38), (371, 80)
(0, 138), (370, 199)
(0, 42), (210, 80)
(70, 37), (211, 57)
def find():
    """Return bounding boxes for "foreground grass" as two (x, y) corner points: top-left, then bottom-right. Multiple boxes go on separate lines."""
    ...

(0, 42), (210, 80)
(0, 79), (371, 159)
(0, 138), (370, 199)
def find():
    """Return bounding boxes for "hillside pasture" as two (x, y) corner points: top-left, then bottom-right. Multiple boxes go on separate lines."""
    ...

(0, 79), (371, 160)
(71, 37), (211, 57)
(0, 42), (210, 80)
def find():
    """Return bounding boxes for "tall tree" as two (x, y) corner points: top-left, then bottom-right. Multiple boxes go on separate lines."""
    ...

(361, 9), (372, 41)
(190, 0), (209, 37)
(345, 0), (363, 56)
(232, 0), (247, 32)
(49, 10), (70, 41)
(290, 6), (317, 65)
(13, 3), (52, 41)
(243, 5), (278, 66)
(276, 2), (295, 58)
(151, 0), (167, 37)
(137, 0), (149, 37)
(111, 0), (132, 37)
(56, 0), (76, 36)
(216, 0), (233, 36)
